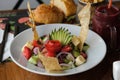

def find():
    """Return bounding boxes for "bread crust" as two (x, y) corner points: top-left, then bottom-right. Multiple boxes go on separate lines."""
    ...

(50, 0), (77, 17)
(31, 4), (64, 24)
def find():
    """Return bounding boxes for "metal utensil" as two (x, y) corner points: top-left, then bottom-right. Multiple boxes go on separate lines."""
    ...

(0, 23), (10, 63)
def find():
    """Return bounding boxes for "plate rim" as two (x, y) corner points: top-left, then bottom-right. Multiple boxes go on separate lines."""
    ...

(10, 24), (107, 76)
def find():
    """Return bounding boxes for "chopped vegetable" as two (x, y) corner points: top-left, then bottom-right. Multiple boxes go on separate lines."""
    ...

(61, 45), (72, 52)
(81, 52), (87, 59)
(45, 51), (56, 57)
(23, 46), (32, 59)
(28, 55), (39, 64)
(32, 40), (42, 48)
(66, 15), (76, 22)
(45, 40), (62, 53)
(50, 28), (72, 45)
(22, 28), (89, 71)
(75, 55), (86, 66)
(73, 50), (80, 58)
(33, 47), (39, 55)
(22, 41), (33, 51)
(82, 43), (89, 52)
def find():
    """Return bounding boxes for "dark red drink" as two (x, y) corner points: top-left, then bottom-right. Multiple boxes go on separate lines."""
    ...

(92, 5), (120, 50)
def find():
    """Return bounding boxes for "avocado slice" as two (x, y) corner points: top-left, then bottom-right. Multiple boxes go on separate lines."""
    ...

(50, 27), (72, 45)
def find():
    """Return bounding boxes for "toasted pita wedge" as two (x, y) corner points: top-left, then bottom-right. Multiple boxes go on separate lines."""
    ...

(38, 52), (62, 72)
(78, 3), (91, 51)
(27, 2), (39, 40)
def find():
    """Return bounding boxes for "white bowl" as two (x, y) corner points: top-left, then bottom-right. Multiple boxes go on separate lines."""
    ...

(10, 24), (106, 76)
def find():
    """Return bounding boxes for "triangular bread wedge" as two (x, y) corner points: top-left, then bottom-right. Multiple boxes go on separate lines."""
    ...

(78, 3), (91, 51)
(38, 52), (62, 72)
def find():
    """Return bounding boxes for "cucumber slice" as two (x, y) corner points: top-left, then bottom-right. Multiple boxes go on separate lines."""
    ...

(28, 55), (39, 65)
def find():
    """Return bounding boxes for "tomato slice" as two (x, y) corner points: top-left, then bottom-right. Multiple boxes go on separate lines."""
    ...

(61, 45), (72, 52)
(45, 40), (62, 53)
(45, 51), (55, 57)
(23, 46), (32, 59)
(32, 40), (41, 48)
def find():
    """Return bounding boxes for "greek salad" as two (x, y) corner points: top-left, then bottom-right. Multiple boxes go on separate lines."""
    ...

(22, 27), (89, 70)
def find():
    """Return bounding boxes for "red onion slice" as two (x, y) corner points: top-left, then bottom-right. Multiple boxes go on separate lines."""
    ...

(56, 52), (75, 63)
(33, 47), (39, 55)
(60, 63), (71, 67)
(37, 60), (44, 68)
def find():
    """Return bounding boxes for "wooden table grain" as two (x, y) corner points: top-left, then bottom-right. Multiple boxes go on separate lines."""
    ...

(0, 1), (120, 80)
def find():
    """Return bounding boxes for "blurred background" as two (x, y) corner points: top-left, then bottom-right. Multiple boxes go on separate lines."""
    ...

(0, 0), (79, 10)
(0, 0), (119, 10)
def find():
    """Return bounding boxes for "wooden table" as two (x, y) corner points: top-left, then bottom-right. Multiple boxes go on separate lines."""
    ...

(0, 52), (119, 80)
(0, 1), (120, 80)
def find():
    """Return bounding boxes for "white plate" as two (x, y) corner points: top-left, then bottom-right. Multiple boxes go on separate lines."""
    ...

(10, 24), (106, 76)
(0, 29), (14, 61)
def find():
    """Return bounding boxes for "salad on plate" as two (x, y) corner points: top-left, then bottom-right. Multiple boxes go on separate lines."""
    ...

(21, 3), (91, 72)
(21, 27), (89, 72)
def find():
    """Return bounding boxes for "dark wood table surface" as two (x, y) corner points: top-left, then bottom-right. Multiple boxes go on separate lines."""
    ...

(0, 1), (120, 80)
